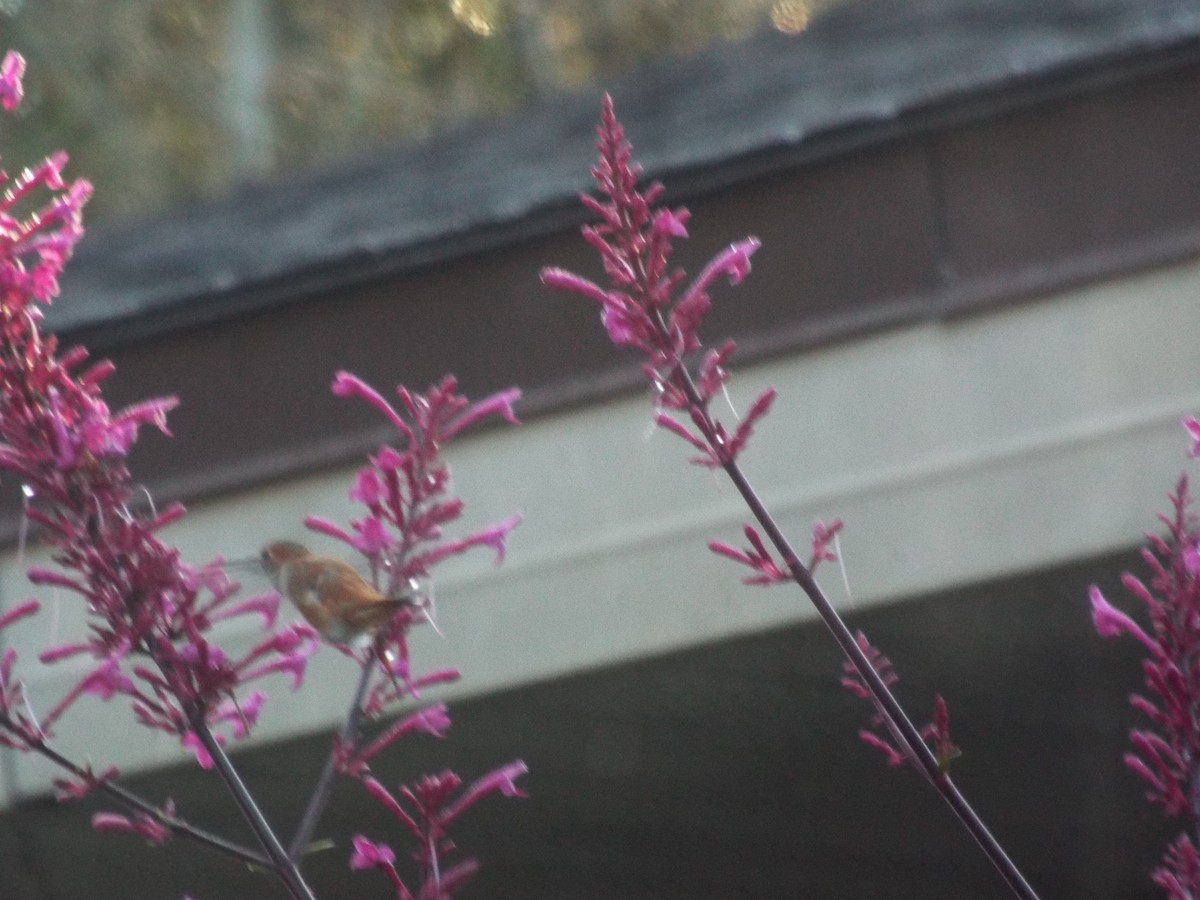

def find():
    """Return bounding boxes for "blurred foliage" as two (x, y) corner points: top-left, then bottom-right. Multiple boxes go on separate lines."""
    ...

(0, 0), (845, 224)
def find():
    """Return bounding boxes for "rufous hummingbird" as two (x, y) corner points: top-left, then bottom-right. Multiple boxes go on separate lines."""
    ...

(259, 541), (411, 645)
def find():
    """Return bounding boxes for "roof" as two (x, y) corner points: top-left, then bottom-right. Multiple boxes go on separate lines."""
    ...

(51, 0), (1200, 344)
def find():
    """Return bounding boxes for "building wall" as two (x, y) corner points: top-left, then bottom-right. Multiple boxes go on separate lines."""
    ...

(3, 252), (1197, 808)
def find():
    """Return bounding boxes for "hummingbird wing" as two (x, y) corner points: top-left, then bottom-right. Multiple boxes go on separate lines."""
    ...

(314, 560), (408, 633)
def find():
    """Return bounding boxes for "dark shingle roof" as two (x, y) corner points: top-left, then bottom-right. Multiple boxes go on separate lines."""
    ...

(51, 0), (1200, 341)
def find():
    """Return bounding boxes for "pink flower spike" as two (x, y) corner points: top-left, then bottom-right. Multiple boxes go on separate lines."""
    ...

(0, 599), (39, 630)
(0, 51), (25, 111)
(374, 445), (404, 472)
(350, 834), (396, 870)
(1089, 586), (1157, 653)
(727, 387), (777, 460)
(709, 525), (788, 585)
(438, 859), (483, 896)
(654, 412), (714, 458)
(241, 647), (314, 690)
(148, 501), (188, 532)
(1185, 415), (1200, 458)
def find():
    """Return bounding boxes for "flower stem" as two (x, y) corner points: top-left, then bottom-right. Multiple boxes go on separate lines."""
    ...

(673, 363), (1040, 900)
(1, 714), (270, 870)
(189, 713), (316, 900)
(289, 653), (375, 861)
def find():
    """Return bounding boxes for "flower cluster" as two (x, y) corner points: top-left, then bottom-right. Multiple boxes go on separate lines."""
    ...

(839, 631), (957, 773)
(710, 517), (845, 585)
(0, 50), (317, 772)
(546, 95), (961, 775)
(0, 598), (40, 748)
(352, 762), (528, 899)
(1090, 462), (1200, 896)
(541, 95), (767, 471)
(307, 372), (520, 696)
(302, 372), (526, 892)
(541, 96), (1050, 900)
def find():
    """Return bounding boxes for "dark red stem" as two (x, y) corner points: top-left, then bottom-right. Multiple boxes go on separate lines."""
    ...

(188, 711), (317, 900)
(1, 713), (270, 870)
(669, 356), (1040, 900)
(288, 651), (375, 861)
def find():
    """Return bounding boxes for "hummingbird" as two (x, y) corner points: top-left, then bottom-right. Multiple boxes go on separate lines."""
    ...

(259, 541), (411, 645)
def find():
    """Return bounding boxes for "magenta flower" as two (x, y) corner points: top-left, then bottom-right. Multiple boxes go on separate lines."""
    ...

(52, 764), (119, 801)
(1089, 585), (1156, 652)
(840, 630), (958, 773)
(1184, 415), (1200, 459)
(545, 93), (1037, 900)
(309, 373), (521, 683)
(354, 762), (527, 898)
(809, 518), (845, 569)
(0, 599), (41, 750)
(1092, 473), (1200, 892)
(541, 95), (767, 470)
(0, 51), (24, 111)
(0, 50), (317, 768)
(350, 834), (396, 870)
(92, 804), (175, 846)
(708, 525), (789, 586)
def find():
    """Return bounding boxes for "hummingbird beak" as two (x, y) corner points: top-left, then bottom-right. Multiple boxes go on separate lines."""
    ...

(224, 554), (264, 572)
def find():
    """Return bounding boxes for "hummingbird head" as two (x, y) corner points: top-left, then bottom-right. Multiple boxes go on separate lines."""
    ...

(259, 540), (310, 579)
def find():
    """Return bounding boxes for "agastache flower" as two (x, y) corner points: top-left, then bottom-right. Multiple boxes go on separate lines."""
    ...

(541, 95), (767, 469)
(1092, 470), (1200, 893)
(338, 703), (453, 776)
(92, 799), (176, 846)
(809, 518), (845, 570)
(0, 51), (24, 111)
(312, 372), (521, 683)
(840, 631), (957, 774)
(1184, 415), (1200, 459)
(354, 762), (527, 898)
(708, 525), (789, 585)
(302, 371), (525, 892)
(0, 51), (315, 767)
(53, 764), (119, 801)
(544, 93), (1040, 900)
(0, 599), (41, 749)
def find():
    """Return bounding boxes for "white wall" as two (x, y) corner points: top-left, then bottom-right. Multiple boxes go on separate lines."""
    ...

(3, 255), (1200, 806)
